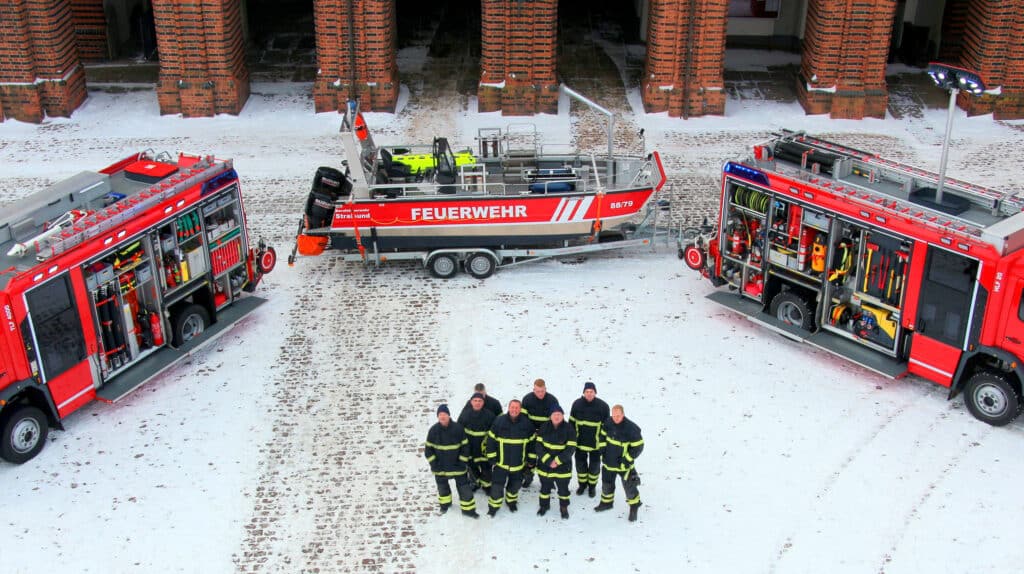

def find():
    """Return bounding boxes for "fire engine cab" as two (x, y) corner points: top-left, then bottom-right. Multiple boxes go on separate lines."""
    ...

(0, 151), (275, 463)
(684, 130), (1024, 426)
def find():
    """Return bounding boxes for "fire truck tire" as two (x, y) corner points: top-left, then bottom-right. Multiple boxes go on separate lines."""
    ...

(172, 304), (210, 347)
(963, 371), (1021, 427)
(465, 253), (496, 279)
(770, 291), (814, 331)
(683, 244), (705, 270)
(0, 405), (48, 464)
(427, 254), (459, 279)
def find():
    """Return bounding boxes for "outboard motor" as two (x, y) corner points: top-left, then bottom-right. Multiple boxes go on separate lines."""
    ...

(305, 166), (351, 229)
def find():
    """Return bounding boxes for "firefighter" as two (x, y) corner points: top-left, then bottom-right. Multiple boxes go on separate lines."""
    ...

(535, 404), (577, 519)
(424, 404), (478, 518)
(594, 404), (644, 522)
(484, 399), (535, 516)
(463, 383), (502, 417)
(457, 392), (496, 491)
(520, 378), (559, 488)
(569, 381), (609, 497)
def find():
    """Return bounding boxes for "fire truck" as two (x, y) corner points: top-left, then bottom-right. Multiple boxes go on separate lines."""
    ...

(683, 130), (1024, 426)
(0, 151), (276, 463)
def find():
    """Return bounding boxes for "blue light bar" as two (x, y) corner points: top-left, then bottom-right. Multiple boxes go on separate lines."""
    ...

(724, 162), (770, 186)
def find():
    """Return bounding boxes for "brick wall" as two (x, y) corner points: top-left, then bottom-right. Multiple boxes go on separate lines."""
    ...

(478, 0), (559, 115)
(153, 0), (249, 117)
(0, 0), (87, 123)
(954, 0), (1024, 119)
(70, 0), (108, 62)
(313, 0), (399, 113)
(797, 0), (896, 119)
(642, 0), (728, 118)
(938, 0), (968, 62)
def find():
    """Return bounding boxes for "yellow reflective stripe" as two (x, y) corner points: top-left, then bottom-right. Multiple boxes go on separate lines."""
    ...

(426, 455), (436, 462)
(425, 442), (463, 450)
(494, 437), (531, 445)
(434, 470), (468, 477)
(604, 437), (629, 447)
(464, 429), (487, 437)
(570, 417), (602, 427)
(536, 469), (573, 479)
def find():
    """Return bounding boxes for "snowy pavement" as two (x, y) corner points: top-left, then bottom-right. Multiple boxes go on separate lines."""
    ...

(2, 72), (1024, 574)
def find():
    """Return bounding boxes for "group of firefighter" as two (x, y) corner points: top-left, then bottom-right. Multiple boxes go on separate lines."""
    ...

(424, 378), (644, 522)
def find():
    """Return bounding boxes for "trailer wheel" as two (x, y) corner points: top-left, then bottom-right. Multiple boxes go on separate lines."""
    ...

(963, 371), (1021, 427)
(427, 254), (459, 279)
(0, 405), (48, 464)
(465, 253), (496, 279)
(172, 304), (210, 347)
(770, 291), (814, 331)
(683, 244), (706, 270)
(258, 246), (277, 275)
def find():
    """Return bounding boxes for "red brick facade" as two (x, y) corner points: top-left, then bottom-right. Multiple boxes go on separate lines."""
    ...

(478, 0), (559, 115)
(69, 0), (108, 62)
(0, 0), (87, 123)
(949, 0), (1024, 119)
(797, 0), (897, 119)
(642, 0), (728, 118)
(152, 0), (249, 117)
(312, 0), (399, 113)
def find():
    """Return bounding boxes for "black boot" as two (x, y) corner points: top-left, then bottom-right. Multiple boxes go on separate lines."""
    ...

(508, 501), (518, 512)
(537, 503), (549, 517)
(487, 507), (498, 517)
(560, 504), (569, 519)
(588, 485), (596, 498)
(575, 483), (587, 496)
(628, 502), (641, 522)
(594, 501), (613, 512)
(463, 509), (480, 519)
(439, 503), (451, 514)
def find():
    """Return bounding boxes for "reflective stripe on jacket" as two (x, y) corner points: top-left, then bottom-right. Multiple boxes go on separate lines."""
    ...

(599, 417), (644, 473)
(485, 413), (535, 471)
(457, 406), (496, 462)
(569, 396), (609, 451)
(535, 420), (577, 479)
(521, 392), (560, 430)
(425, 421), (470, 477)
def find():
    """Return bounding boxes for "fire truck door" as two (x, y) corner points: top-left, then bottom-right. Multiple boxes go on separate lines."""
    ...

(908, 246), (979, 386)
(995, 275), (1024, 361)
(23, 275), (93, 416)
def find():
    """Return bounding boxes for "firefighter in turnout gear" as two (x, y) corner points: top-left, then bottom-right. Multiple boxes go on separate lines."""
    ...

(570, 381), (609, 498)
(594, 404), (644, 522)
(535, 404), (577, 519)
(520, 378), (559, 488)
(424, 404), (479, 518)
(457, 392), (497, 491)
(463, 383), (502, 417)
(485, 399), (535, 516)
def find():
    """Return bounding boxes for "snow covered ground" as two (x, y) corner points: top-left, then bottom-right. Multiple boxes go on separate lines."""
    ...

(2, 71), (1024, 574)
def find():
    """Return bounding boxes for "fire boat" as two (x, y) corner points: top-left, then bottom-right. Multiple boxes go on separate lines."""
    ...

(289, 88), (668, 277)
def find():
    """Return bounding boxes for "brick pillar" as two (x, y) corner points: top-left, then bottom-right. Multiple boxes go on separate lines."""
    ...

(953, 0), (1024, 119)
(313, 0), (399, 113)
(69, 0), (108, 61)
(797, 0), (897, 119)
(153, 0), (249, 117)
(0, 0), (87, 123)
(642, 0), (727, 118)
(478, 0), (558, 115)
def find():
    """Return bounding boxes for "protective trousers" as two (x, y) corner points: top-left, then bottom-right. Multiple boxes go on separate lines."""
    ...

(468, 458), (493, 490)
(574, 450), (601, 487)
(538, 476), (571, 509)
(435, 473), (476, 513)
(600, 468), (640, 508)
(489, 465), (523, 510)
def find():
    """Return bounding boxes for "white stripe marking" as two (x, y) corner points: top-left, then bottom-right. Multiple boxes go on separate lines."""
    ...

(573, 196), (596, 221)
(909, 357), (954, 379)
(551, 198), (569, 222)
(56, 384), (94, 410)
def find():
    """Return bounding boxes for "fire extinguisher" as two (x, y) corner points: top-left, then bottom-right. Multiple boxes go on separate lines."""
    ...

(797, 227), (815, 270)
(728, 218), (747, 257)
(811, 234), (827, 273)
(150, 312), (164, 347)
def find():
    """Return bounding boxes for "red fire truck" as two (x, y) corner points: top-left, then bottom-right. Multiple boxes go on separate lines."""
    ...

(683, 130), (1024, 426)
(0, 151), (275, 463)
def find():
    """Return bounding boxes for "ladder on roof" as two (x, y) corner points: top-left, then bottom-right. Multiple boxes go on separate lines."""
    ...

(763, 131), (1022, 241)
(40, 157), (231, 261)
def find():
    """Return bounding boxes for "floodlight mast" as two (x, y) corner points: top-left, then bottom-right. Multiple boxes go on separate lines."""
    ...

(927, 62), (986, 206)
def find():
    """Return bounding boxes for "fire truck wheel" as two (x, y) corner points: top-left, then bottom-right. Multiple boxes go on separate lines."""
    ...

(427, 254), (459, 279)
(172, 304), (210, 347)
(964, 371), (1021, 427)
(683, 244), (705, 270)
(465, 253), (496, 279)
(0, 405), (48, 464)
(770, 291), (814, 331)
